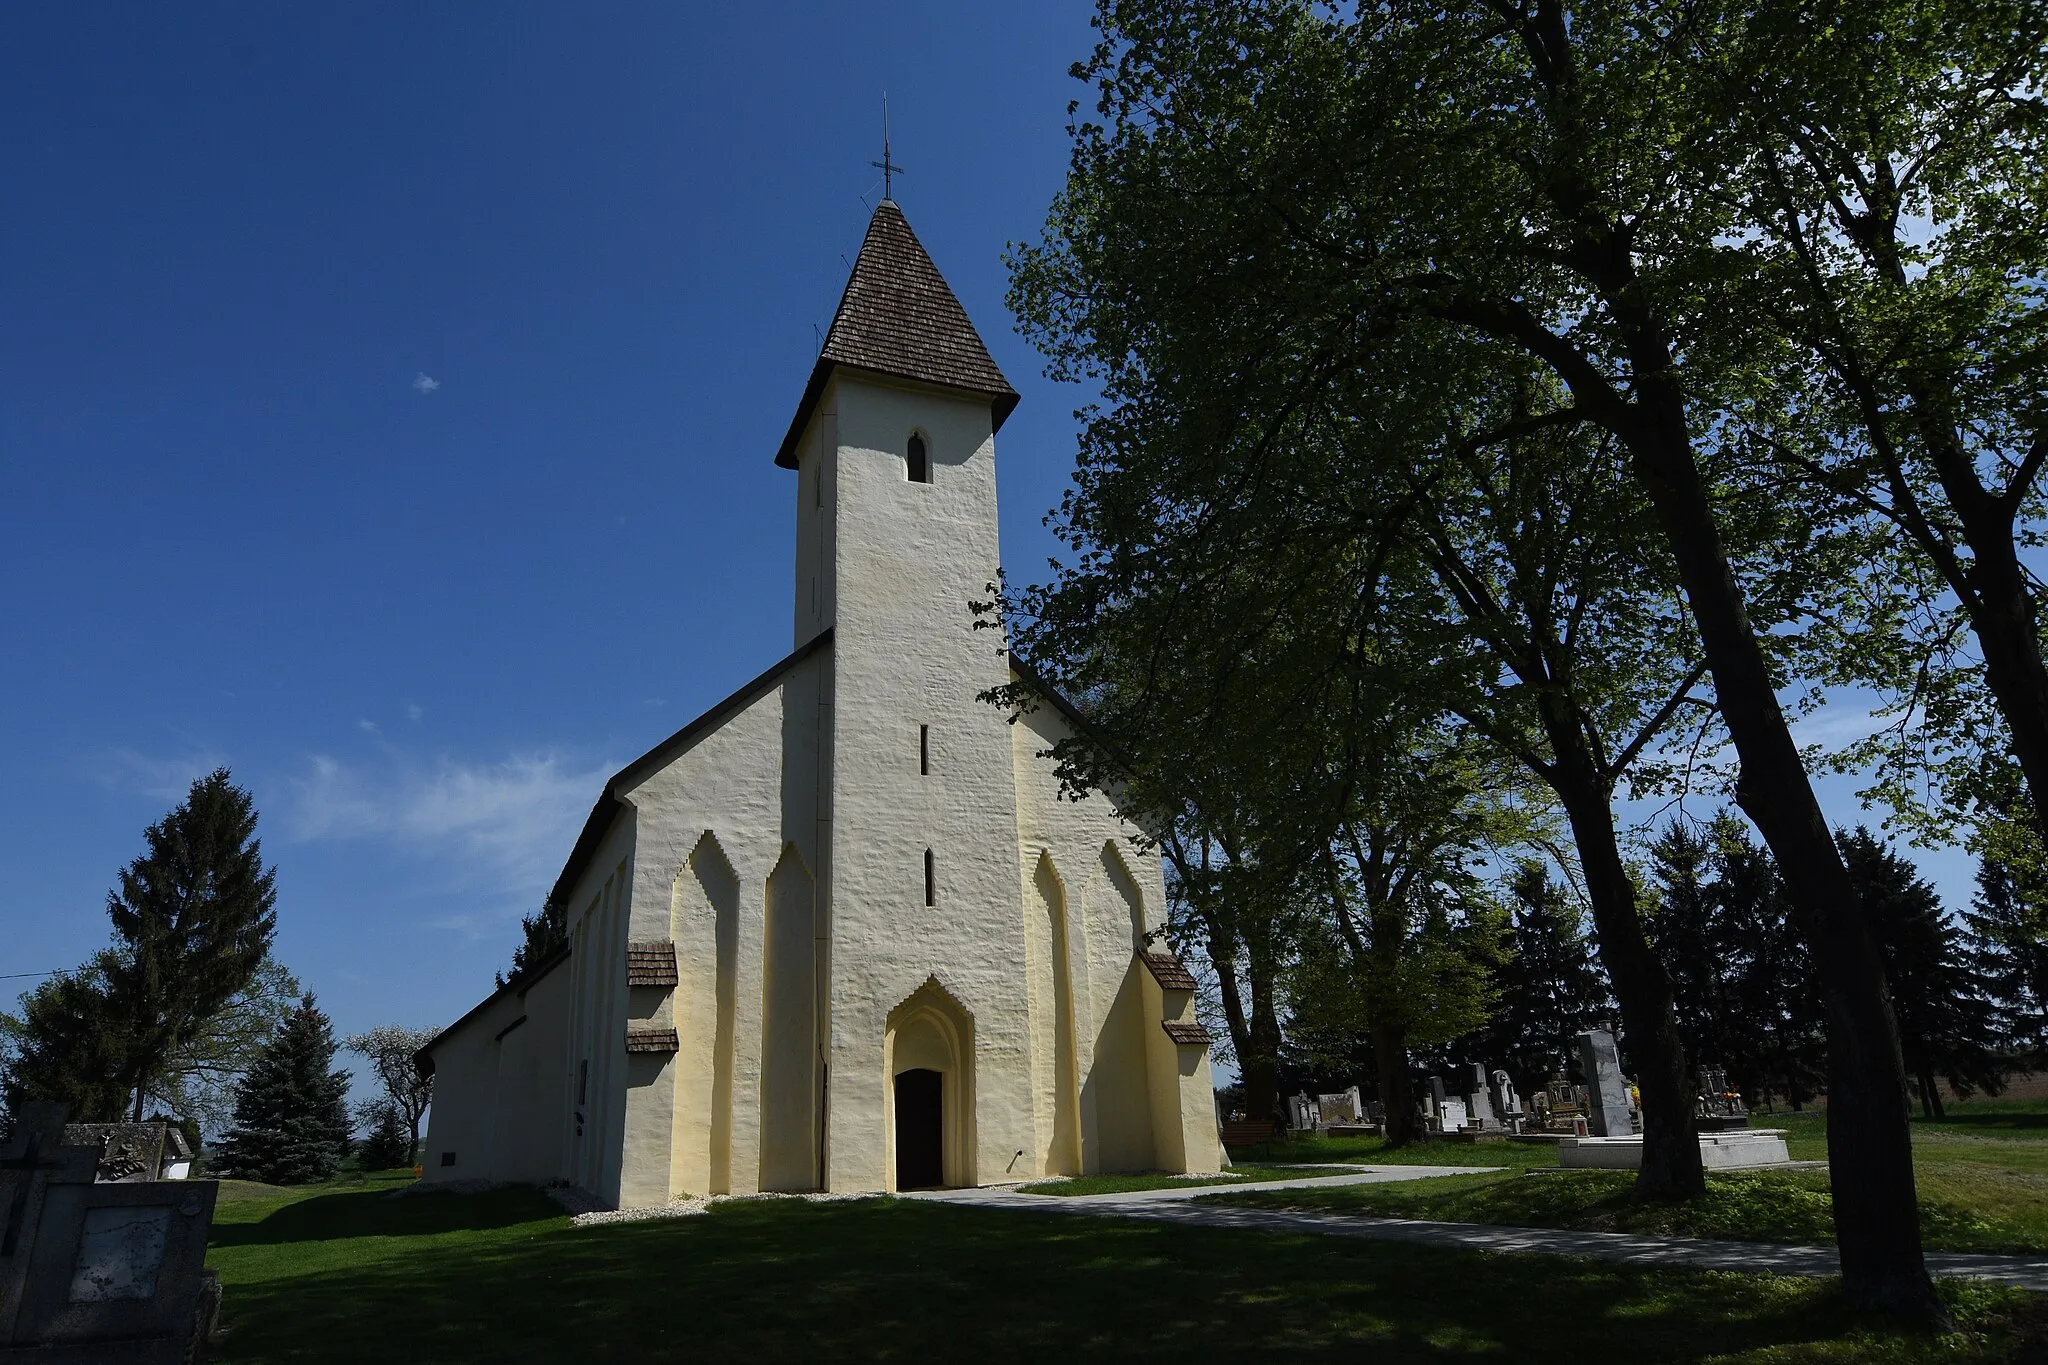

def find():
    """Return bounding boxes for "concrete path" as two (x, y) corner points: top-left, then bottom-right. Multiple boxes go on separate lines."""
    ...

(912, 1167), (2048, 1292)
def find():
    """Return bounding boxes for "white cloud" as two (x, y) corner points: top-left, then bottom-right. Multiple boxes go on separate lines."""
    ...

(406, 704), (424, 722)
(357, 719), (381, 735)
(96, 747), (229, 802)
(285, 749), (611, 903)
(1789, 702), (1890, 750)
(411, 372), (441, 394)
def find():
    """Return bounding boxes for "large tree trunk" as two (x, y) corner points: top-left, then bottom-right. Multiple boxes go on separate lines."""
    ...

(1241, 914), (1285, 1125)
(1198, 907), (1257, 1106)
(1540, 710), (1705, 1200)
(1373, 1024), (1419, 1147)
(1620, 384), (1937, 1321)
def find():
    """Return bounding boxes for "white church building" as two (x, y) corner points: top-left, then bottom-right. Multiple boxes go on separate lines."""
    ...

(417, 199), (1222, 1207)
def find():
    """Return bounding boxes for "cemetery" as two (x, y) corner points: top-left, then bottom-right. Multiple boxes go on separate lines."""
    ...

(13, 4), (2048, 1360)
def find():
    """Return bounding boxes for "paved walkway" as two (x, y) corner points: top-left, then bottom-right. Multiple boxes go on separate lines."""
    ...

(912, 1167), (2048, 1292)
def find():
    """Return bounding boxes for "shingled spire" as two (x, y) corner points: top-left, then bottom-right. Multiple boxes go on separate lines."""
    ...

(775, 201), (1019, 468)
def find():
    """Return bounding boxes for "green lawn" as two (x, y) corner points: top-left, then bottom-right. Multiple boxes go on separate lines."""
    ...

(202, 1175), (2047, 1361)
(1225, 1130), (1542, 1168)
(1212, 1098), (2048, 1255)
(1016, 1163), (1341, 1196)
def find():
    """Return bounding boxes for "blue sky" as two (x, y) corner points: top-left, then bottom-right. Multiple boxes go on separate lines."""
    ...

(1, 3), (1103, 1059)
(0, 4), (1980, 1097)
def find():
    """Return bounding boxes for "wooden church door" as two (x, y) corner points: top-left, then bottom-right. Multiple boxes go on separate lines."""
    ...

(894, 1068), (944, 1189)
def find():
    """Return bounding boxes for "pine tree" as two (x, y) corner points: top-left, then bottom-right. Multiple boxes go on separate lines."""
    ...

(1704, 816), (1826, 1109)
(1963, 839), (2048, 1057)
(215, 994), (350, 1184)
(355, 1100), (412, 1171)
(102, 769), (278, 1120)
(1645, 822), (1732, 1079)
(1839, 828), (2008, 1117)
(1644, 814), (1825, 1108)
(1456, 861), (1609, 1095)
(497, 890), (565, 989)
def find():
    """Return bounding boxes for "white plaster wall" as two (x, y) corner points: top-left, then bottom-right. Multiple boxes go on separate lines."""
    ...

(1011, 698), (1220, 1174)
(556, 816), (636, 1203)
(817, 373), (1036, 1192)
(615, 648), (829, 1200)
(418, 988), (523, 1183)
(496, 963), (571, 1181)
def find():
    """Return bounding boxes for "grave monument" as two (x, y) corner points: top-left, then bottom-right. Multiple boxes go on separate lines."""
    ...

(0, 1104), (219, 1363)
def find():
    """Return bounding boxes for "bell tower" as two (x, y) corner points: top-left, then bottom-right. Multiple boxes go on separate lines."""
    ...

(773, 199), (1032, 1191)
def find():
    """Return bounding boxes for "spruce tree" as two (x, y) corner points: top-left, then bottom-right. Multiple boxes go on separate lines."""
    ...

(1964, 840), (2048, 1058)
(102, 769), (278, 1119)
(355, 1100), (412, 1171)
(497, 890), (565, 989)
(1839, 828), (2008, 1118)
(216, 994), (350, 1184)
(1457, 861), (1609, 1095)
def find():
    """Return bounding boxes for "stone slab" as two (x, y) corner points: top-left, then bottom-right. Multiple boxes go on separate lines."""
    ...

(1558, 1130), (1792, 1171)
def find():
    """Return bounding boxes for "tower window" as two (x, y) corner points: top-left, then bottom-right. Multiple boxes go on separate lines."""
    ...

(908, 433), (931, 484)
(924, 848), (936, 906)
(920, 725), (929, 775)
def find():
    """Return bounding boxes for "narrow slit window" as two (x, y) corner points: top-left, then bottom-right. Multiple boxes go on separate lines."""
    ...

(919, 724), (929, 775)
(924, 848), (936, 906)
(578, 1060), (589, 1105)
(908, 433), (931, 483)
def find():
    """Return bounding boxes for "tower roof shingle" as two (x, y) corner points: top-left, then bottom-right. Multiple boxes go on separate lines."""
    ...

(775, 200), (1019, 468)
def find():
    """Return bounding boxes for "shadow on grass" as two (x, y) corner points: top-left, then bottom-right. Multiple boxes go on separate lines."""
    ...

(207, 1194), (2017, 1362)
(209, 1186), (559, 1249)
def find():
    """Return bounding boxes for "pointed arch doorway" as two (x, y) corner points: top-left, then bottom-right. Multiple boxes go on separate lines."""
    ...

(884, 979), (975, 1191)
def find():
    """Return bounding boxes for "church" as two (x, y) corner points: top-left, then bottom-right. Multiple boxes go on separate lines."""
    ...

(416, 198), (1223, 1207)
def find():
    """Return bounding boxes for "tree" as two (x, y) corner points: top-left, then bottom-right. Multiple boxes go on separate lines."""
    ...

(1285, 722), (1519, 1147)
(1963, 837), (2048, 1057)
(1, 954), (132, 1122)
(214, 994), (350, 1185)
(344, 1025), (437, 1165)
(498, 891), (566, 989)
(354, 1099), (413, 1171)
(1839, 828), (2009, 1118)
(101, 769), (279, 1121)
(1644, 815), (1826, 1109)
(1701, 1), (2048, 849)
(1013, 1), (1933, 1314)
(1457, 861), (1611, 1098)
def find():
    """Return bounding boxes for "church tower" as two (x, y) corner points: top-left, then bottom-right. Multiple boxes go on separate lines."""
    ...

(775, 200), (1031, 1191)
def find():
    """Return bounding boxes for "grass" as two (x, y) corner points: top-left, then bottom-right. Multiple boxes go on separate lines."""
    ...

(1225, 1130), (1542, 1169)
(204, 1175), (2046, 1362)
(1016, 1163), (1337, 1196)
(1211, 1097), (2048, 1255)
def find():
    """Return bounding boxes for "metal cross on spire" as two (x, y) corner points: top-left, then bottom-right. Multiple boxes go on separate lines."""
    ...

(870, 94), (905, 202)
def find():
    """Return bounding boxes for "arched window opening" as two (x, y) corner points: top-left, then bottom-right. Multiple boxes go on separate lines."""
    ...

(908, 433), (931, 483)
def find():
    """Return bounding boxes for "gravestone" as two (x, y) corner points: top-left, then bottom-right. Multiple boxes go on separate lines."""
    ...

(1288, 1093), (1318, 1133)
(1489, 1069), (1522, 1132)
(60, 1125), (192, 1184)
(0, 1103), (219, 1363)
(1316, 1091), (1361, 1125)
(1466, 1063), (1497, 1128)
(1428, 1076), (1446, 1109)
(1575, 1028), (1633, 1138)
(1438, 1097), (1469, 1131)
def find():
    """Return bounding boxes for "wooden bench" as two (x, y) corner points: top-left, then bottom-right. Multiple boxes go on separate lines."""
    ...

(1220, 1120), (1282, 1149)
